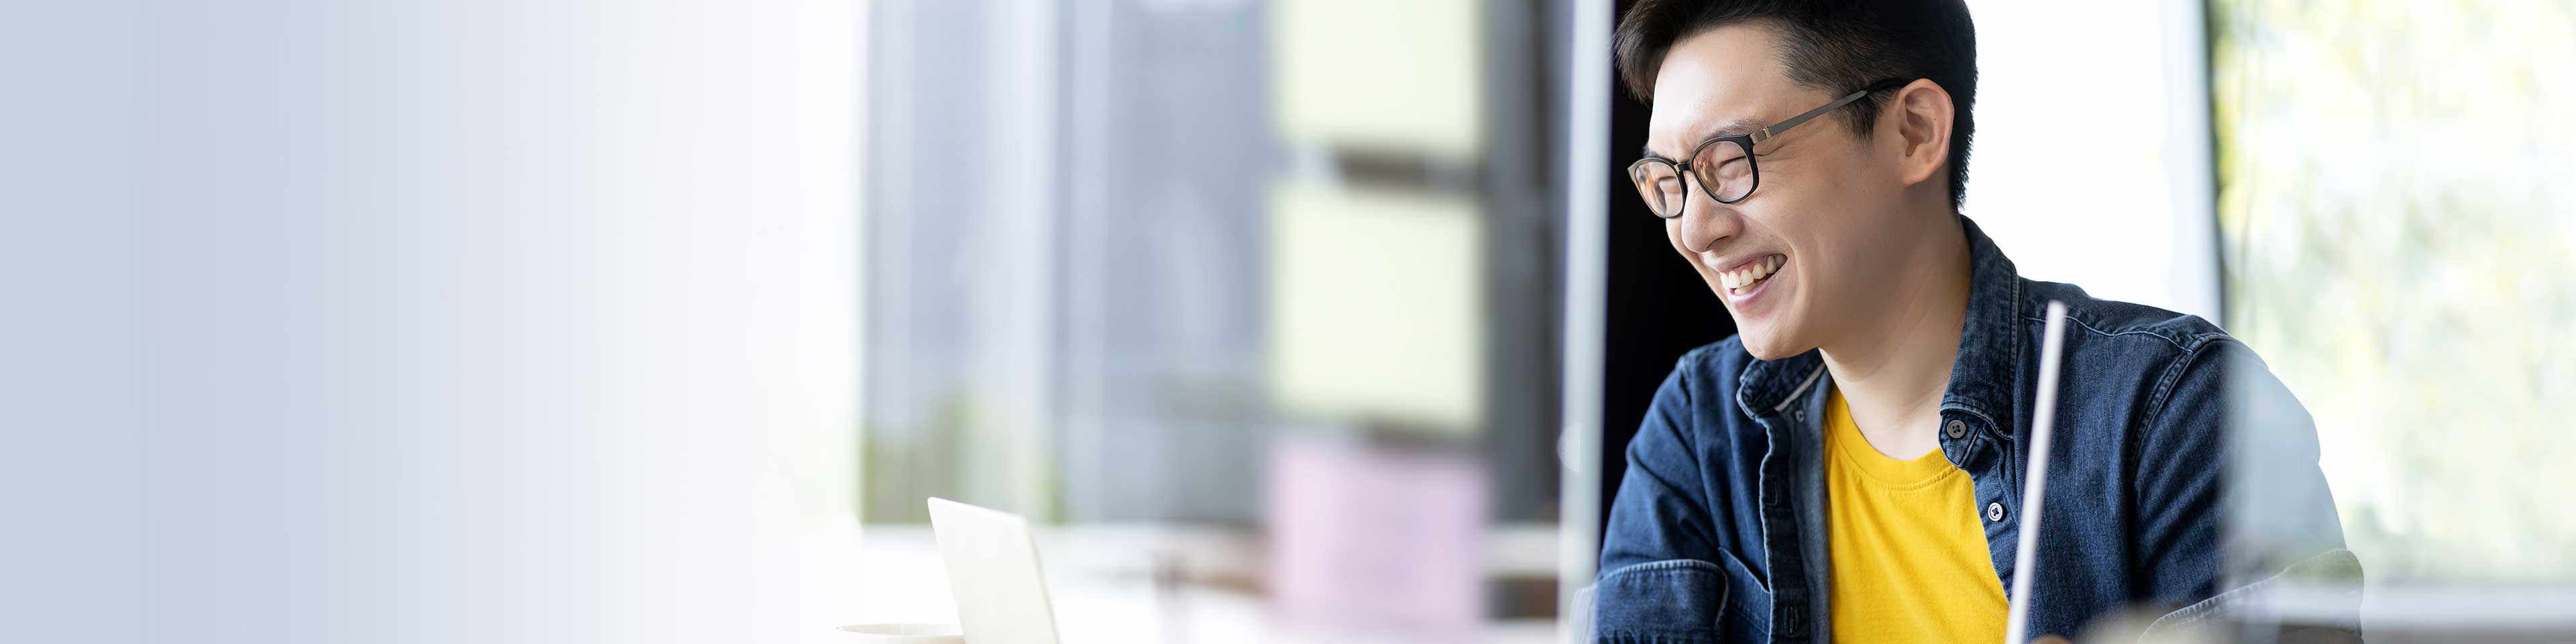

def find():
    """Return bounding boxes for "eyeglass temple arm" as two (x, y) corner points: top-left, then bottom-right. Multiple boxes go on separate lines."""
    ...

(1748, 78), (1913, 144)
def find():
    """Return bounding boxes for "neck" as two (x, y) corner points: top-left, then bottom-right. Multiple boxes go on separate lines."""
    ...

(1819, 212), (1972, 458)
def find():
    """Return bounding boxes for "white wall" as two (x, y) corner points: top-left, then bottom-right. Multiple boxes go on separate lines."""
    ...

(1, 2), (866, 642)
(1963, 0), (2220, 320)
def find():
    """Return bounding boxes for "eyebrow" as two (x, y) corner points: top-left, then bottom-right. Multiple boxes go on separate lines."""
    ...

(1643, 117), (1764, 159)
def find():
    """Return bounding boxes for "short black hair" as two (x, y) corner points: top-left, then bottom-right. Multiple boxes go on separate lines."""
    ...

(1615, 0), (1978, 209)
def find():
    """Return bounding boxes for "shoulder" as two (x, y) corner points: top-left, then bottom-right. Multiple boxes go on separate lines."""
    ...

(2019, 278), (2231, 356)
(2020, 278), (2241, 390)
(1633, 336), (1760, 438)
(2016, 278), (2292, 430)
(1629, 336), (1776, 476)
(1666, 335), (1752, 400)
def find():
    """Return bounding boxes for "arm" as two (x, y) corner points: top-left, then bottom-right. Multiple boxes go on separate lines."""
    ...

(2131, 339), (2359, 637)
(1593, 362), (1729, 641)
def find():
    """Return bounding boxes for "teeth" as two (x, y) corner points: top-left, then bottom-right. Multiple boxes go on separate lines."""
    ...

(1721, 254), (1784, 293)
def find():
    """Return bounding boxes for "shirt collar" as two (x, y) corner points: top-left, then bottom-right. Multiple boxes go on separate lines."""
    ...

(1938, 215), (2025, 434)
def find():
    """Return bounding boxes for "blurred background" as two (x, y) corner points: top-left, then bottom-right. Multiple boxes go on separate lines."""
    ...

(3, 0), (2567, 643)
(2206, 0), (2576, 635)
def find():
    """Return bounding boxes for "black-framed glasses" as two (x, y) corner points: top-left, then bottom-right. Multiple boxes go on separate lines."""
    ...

(1627, 78), (1912, 217)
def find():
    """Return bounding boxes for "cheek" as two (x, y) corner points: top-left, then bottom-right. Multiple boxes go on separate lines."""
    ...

(1764, 155), (1878, 242)
(1780, 153), (1866, 206)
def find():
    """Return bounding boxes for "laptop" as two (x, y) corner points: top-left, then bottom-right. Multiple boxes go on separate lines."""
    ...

(926, 497), (1063, 644)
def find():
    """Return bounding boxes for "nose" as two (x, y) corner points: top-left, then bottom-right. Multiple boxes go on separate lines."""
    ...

(1673, 175), (1742, 254)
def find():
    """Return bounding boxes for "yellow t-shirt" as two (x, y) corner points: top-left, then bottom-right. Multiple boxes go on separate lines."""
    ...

(1823, 386), (2007, 642)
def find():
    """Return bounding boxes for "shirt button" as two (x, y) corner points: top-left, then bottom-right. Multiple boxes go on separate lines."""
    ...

(1945, 419), (1968, 439)
(1986, 502), (2006, 522)
(1794, 409), (1807, 422)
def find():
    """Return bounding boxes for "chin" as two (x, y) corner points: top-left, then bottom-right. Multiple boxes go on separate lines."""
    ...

(1734, 327), (1800, 361)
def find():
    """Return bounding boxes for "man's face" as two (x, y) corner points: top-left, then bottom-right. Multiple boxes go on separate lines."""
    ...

(1645, 23), (1917, 360)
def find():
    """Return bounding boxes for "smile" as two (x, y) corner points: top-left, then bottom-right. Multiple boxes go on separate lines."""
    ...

(1717, 254), (1785, 294)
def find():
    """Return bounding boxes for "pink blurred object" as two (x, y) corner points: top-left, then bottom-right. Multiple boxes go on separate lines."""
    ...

(1265, 433), (1487, 641)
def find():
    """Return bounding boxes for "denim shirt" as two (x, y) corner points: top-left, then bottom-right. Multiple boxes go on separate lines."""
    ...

(1593, 217), (2353, 643)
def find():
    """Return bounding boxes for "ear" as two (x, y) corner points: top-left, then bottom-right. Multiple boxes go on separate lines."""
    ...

(1886, 78), (1954, 191)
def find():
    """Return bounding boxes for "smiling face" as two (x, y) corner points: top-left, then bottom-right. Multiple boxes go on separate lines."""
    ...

(1645, 22), (1928, 360)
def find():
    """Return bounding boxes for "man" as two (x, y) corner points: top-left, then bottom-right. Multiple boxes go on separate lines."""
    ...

(1591, 1), (2355, 642)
